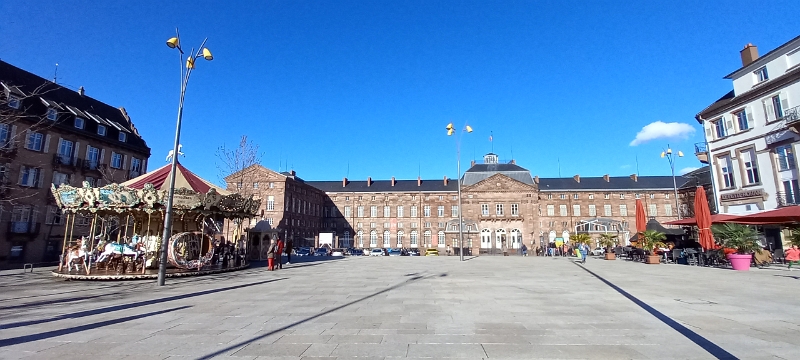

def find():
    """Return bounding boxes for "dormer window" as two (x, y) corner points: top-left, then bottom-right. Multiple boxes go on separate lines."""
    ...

(7, 96), (20, 109)
(118, 132), (127, 142)
(46, 108), (57, 121)
(75, 117), (85, 129)
(754, 67), (769, 82)
(97, 125), (106, 136)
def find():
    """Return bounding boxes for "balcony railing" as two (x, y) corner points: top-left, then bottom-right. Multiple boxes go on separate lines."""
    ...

(694, 142), (708, 164)
(52, 153), (78, 167)
(0, 142), (18, 158)
(7, 222), (41, 235)
(776, 191), (799, 207)
(81, 159), (103, 172)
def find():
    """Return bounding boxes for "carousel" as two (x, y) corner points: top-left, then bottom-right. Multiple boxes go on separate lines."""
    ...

(51, 162), (260, 280)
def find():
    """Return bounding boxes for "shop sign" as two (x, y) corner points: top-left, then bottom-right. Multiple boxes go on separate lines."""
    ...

(720, 189), (764, 201)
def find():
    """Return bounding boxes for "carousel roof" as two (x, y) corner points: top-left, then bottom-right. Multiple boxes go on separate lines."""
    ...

(122, 162), (229, 195)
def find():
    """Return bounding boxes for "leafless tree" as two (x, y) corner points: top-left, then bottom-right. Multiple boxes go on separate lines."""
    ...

(215, 135), (263, 196)
(0, 83), (59, 212)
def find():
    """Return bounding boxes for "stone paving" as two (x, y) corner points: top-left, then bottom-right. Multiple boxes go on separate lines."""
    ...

(0, 255), (799, 359)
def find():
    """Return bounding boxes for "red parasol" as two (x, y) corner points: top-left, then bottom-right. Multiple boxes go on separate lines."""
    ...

(694, 186), (714, 250)
(635, 199), (647, 246)
(663, 213), (738, 226)
(726, 206), (800, 225)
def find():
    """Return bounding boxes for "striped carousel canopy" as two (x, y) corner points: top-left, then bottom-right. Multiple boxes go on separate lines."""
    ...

(122, 162), (230, 195)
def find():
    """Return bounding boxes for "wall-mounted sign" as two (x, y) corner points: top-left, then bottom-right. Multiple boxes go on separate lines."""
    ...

(720, 189), (764, 201)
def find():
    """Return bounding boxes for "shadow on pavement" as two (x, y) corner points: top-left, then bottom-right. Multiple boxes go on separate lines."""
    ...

(574, 263), (737, 360)
(0, 294), (111, 311)
(196, 272), (441, 360)
(0, 278), (285, 330)
(774, 274), (800, 280)
(0, 306), (191, 347)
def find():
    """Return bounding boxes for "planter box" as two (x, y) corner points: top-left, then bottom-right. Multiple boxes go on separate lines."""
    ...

(604, 253), (616, 260)
(727, 253), (752, 271)
(645, 255), (661, 264)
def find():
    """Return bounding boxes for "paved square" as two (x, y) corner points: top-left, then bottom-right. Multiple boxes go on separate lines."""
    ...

(1, 256), (799, 359)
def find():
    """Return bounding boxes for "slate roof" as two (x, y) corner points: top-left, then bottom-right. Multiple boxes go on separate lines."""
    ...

(537, 176), (682, 191)
(463, 163), (534, 186)
(306, 179), (459, 193)
(678, 166), (712, 189)
(0, 60), (150, 154)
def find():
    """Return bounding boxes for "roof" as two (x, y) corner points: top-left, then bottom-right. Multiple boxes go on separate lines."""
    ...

(696, 65), (800, 121)
(121, 161), (229, 194)
(537, 176), (682, 191)
(646, 219), (685, 235)
(723, 35), (800, 79)
(678, 166), (712, 189)
(463, 163), (534, 186)
(0, 60), (150, 154)
(306, 179), (458, 193)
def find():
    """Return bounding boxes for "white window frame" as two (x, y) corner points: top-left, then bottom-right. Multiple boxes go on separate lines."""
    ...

(384, 205), (390, 217)
(75, 117), (85, 129)
(754, 66), (768, 82)
(481, 204), (489, 216)
(776, 145), (796, 171)
(437, 205), (444, 217)
(496, 204), (504, 216)
(719, 155), (736, 189)
(46, 108), (58, 121)
(451, 205), (458, 217)
(267, 196), (275, 211)
(547, 205), (554, 216)
(619, 204), (628, 217)
(741, 148), (760, 185)
(604, 204), (612, 217)
(511, 203), (518, 216)
(7, 96), (20, 109)
(423, 205), (431, 217)
(411, 205), (418, 217)
(26, 132), (43, 151)
(118, 132), (127, 142)
(559, 204), (567, 217)
(110, 152), (123, 169)
(397, 205), (404, 218)
(572, 204), (580, 217)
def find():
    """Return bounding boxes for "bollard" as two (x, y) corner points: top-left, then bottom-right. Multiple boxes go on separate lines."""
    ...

(23, 263), (34, 273)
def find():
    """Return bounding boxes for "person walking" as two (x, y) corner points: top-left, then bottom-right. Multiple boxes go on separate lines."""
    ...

(266, 239), (277, 271)
(580, 243), (589, 264)
(786, 244), (800, 271)
(285, 238), (293, 264)
(276, 237), (285, 270)
(521, 243), (528, 257)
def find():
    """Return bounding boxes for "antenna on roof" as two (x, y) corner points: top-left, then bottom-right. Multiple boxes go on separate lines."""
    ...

(558, 157), (561, 178)
(636, 155), (640, 177)
(510, 143), (514, 162)
(490, 131), (494, 153)
(347, 161), (350, 178)
(53, 63), (59, 84)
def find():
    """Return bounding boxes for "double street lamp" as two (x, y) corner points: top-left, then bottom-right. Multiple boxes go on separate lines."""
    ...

(157, 29), (213, 286)
(446, 122), (473, 261)
(660, 145), (684, 220)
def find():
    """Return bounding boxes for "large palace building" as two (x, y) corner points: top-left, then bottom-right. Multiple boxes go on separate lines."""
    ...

(227, 153), (699, 255)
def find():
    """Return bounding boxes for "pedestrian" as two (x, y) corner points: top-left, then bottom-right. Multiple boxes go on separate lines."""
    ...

(580, 243), (588, 264)
(447, 245), (451, 256)
(276, 237), (285, 269)
(266, 239), (277, 271)
(285, 238), (293, 264)
(521, 243), (528, 257)
(786, 244), (800, 271)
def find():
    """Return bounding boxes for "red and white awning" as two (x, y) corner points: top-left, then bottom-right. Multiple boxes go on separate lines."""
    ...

(121, 162), (229, 195)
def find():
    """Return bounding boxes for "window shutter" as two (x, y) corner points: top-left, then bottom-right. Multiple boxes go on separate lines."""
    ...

(764, 99), (775, 121)
(705, 127), (712, 138)
(56, 137), (63, 154)
(73, 142), (81, 165)
(24, 129), (31, 149)
(43, 134), (51, 153)
(17, 165), (25, 185)
(782, 97), (790, 115)
(37, 168), (44, 188)
(85, 145), (90, 159)
(32, 205), (40, 223)
(725, 119), (734, 132)
(99, 148), (105, 163)
(746, 108), (754, 129)
(122, 154), (128, 170)
(9, 125), (16, 145)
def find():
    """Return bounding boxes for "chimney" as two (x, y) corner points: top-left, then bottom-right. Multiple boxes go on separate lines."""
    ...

(630, 174), (638, 182)
(740, 43), (759, 67)
(417, 176), (422, 186)
(391, 177), (396, 186)
(367, 177), (372, 187)
(603, 174), (610, 182)
(534, 175), (539, 184)
(78, 86), (85, 96)
(471, 160), (476, 167)
(573, 174), (580, 183)
(290, 170), (295, 176)
(510, 159), (516, 165)
(444, 176), (448, 186)
(342, 177), (348, 187)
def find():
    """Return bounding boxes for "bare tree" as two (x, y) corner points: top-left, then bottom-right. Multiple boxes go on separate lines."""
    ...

(1, 83), (59, 212)
(215, 135), (263, 196)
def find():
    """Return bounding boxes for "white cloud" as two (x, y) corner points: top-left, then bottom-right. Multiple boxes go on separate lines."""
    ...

(629, 121), (696, 146)
(620, 164), (631, 169)
(680, 167), (699, 175)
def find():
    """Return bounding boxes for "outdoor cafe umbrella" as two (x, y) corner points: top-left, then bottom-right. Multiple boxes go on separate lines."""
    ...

(635, 199), (647, 246)
(727, 206), (800, 225)
(694, 186), (715, 250)
(663, 213), (738, 226)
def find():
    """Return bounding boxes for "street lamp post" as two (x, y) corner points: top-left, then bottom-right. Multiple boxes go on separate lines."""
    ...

(660, 145), (684, 220)
(447, 123), (473, 261)
(157, 29), (213, 286)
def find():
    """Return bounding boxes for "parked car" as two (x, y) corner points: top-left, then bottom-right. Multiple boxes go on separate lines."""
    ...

(369, 248), (386, 256)
(408, 248), (420, 256)
(347, 248), (363, 256)
(314, 247), (330, 256)
(331, 248), (344, 256)
(295, 247), (311, 256)
(591, 247), (605, 256)
(425, 248), (439, 256)
(387, 248), (403, 256)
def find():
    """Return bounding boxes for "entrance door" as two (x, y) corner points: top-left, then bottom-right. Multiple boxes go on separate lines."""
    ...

(510, 229), (522, 249)
(481, 229), (492, 249)
(495, 229), (506, 250)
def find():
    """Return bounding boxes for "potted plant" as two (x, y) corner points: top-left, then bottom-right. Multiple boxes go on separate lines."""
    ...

(569, 233), (592, 259)
(639, 230), (667, 264)
(599, 233), (618, 260)
(712, 223), (762, 271)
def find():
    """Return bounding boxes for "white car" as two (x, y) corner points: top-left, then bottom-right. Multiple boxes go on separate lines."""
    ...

(591, 247), (605, 256)
(331, 249), (344, 256)
(369, 248), (385, 256)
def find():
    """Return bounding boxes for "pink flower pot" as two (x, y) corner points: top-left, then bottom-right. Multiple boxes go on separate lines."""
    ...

(727, 253), (752, 271)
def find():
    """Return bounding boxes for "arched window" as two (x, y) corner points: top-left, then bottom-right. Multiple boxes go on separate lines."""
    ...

(438, 231), (445, 247)
(510, 229), (522, 249)
(481, 228), (492, 249)
(357, 230), (364, 248)
(397, 231), (404, 248)
(495, 228), (506, 249)
(383, 230), (391, 247)
(549, 230), (556, 243)
(562, 230), (570, 244)
(423, 230), (431, 248)
(370, 230), (377, 246)
(410, 231), (418, 246)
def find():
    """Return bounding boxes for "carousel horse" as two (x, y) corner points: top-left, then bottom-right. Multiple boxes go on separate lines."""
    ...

(64, 237), (89, 272)
(96, 241), (143, 263)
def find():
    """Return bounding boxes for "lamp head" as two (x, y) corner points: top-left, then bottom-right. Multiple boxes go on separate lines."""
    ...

(202, 48), (213, 61)
(447, 129), (454, 136)
(446, 123), (454, 131)
(678, 151), (684, 157)
(465, 125), (473, 133)
(666, 148), (672, 154)
(166, 37), (179, 49)
(186, 58), (195, 69)
(660, 152), (666, 158)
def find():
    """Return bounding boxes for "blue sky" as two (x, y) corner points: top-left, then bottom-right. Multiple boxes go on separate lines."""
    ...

(1, 1), (798, 184)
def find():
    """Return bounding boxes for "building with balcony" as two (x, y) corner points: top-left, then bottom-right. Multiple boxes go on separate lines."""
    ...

(696, 36), (800, 216)
(0, 61), (151, 266)
(226, 153), (690, 256)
